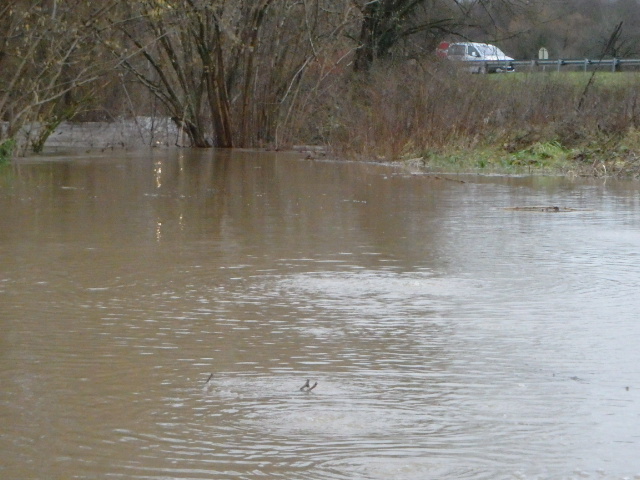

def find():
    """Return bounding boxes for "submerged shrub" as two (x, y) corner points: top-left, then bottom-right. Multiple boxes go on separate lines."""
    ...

(0, 139), (16, 163)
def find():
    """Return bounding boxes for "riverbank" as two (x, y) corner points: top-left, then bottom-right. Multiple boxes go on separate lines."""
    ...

(6, 69), (640, 178)
(397, 131), (640, 178)
(325, 68), (640, 178)
(7, 125), (640, 180)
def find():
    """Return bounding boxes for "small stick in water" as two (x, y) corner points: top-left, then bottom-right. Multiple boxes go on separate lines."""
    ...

(205, 373), (213, 385)
(299, 379), (310, 391)
(307, 382), (318, 392)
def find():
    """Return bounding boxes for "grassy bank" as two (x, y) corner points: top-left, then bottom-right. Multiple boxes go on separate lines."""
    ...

(399, 135), (640, 177)
(318, 65), (640, 177)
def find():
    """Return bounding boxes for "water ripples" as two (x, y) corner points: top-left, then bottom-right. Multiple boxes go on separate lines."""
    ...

(4, 258), (639, 478)
(3, 156), (640, 479)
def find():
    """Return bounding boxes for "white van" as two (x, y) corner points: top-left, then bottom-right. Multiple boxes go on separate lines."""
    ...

(445, 42), (514, 73)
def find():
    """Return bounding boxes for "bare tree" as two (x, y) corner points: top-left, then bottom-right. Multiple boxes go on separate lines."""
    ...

(352, 0), (504, 71)
(0, 0), (118, 152)
(109, 0), (350, 148)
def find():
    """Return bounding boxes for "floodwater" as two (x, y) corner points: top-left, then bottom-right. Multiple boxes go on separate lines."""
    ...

(1, 149), (640, 479)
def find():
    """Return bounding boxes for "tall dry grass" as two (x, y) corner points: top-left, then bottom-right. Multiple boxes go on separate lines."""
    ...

(288, 60), (640, 163)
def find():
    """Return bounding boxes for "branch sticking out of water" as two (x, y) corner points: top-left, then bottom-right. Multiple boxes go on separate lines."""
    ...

(300, 379), (318, 392)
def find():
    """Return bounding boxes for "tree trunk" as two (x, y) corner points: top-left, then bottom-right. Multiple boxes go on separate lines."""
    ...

(205, 22), (233, 148)
(238, 0), (274, 146)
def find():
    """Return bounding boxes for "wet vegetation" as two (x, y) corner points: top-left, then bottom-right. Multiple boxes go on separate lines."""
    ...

(0, 139), (16, 164)
(345, 67), (640, 177)
(2, 0), (640, 176)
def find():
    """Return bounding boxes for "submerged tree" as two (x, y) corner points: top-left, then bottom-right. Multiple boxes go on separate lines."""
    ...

(108, 0), (352, 148)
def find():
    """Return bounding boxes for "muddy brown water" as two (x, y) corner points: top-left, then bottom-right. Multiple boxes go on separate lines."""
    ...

(1, 149), (640, 479)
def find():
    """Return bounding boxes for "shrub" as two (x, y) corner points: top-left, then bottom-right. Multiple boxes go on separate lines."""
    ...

(0, 139), (16, 163)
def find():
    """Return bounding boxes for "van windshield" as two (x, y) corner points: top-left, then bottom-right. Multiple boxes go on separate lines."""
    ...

(476, 44), (506, 57)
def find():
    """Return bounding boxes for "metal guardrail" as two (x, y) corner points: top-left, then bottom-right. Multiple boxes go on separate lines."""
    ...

(482, 58), (640, 73)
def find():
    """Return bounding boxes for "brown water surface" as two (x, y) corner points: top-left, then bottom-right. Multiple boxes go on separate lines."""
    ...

(1, 149), (640, 479)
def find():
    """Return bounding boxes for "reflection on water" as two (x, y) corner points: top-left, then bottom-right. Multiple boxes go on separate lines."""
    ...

(1, 149), (640, 479)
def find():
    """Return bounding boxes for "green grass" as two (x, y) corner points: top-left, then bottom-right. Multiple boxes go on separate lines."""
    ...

(410, 146), (569, 174)
(485, 70), (640, 85)
(404, 132), (640, 177)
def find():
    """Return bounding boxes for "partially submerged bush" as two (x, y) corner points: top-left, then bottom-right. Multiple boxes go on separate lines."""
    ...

(0, 139), (16, 163)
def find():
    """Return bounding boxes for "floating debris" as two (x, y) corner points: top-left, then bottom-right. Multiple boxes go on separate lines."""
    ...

(505, 206), (578, 212)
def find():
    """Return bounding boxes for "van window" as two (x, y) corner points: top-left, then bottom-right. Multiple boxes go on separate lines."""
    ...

(448, 44), (466, 56)
(468, 46), (480, 57)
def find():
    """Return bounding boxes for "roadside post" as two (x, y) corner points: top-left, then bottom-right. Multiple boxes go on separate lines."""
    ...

(539, 47), (549, 72)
